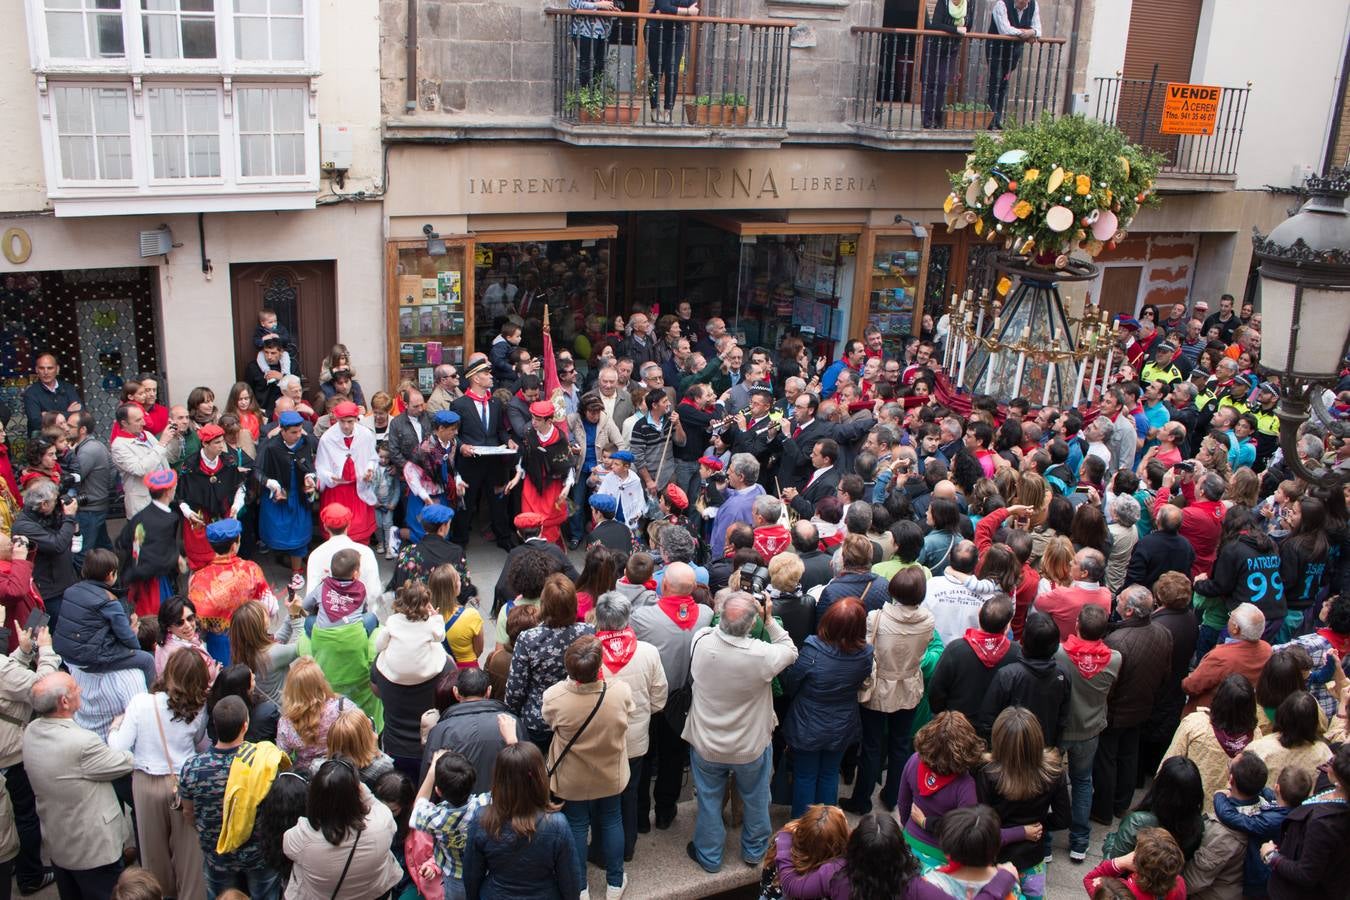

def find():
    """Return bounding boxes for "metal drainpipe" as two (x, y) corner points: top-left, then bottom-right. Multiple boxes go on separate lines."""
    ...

(405, 0), (418, 112)
(1062, 0), (1085, 114)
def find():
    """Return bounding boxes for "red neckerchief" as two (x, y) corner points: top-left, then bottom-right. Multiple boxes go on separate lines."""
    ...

(534, 425), (561, 447)
(963, 628), (1011, 668)
(1063, 634), (1113, 679)
(463, 389), (491, 403)
(515, 390), (530, 403)
(1317, 627), (1350, 658)
(619, 576), (657, 591)
(111, 423), (149, 443)
(657, 594), (699, 630)
(917, 759), (958, 797)
(753, 524), (791, 561)
(198, 453), (223, 475)
(597, 627), (638, 673)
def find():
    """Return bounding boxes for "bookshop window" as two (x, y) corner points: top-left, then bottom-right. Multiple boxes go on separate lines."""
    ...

(393, 245), (468, 395)
(863, 233), (925, 357)
(472, 237), (612, 358)
(734, 233), (855, 352)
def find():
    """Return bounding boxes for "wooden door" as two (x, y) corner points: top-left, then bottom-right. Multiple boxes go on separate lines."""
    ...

(1098, 266), (1143, 320)
(230, 260), (337, 390)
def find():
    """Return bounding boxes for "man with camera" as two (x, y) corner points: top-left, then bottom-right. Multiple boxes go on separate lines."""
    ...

(109, 403), (173, 519)
(683, 588), (797, 873)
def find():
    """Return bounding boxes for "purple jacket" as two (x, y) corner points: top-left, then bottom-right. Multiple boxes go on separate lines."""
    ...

(772, 831), (1020, 900)
(896, 754), (1028, 849)
(709, 483), (764, 558)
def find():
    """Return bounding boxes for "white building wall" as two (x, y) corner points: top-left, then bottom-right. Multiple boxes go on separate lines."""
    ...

(0, 205), (385, 403)
(1192, 0), (1349, 190)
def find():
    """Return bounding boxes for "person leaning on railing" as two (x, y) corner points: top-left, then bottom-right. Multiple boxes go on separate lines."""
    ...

(647, 0), (699, 122)
(569, 0), (620, 88)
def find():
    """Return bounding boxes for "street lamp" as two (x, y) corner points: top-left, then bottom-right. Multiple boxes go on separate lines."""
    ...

(1253, 166), (1350, 487)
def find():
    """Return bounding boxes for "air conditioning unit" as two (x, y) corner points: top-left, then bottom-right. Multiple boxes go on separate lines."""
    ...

(139, 227), (173, 258)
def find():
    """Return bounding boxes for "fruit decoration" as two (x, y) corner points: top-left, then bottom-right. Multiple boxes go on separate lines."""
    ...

(944, 114), (1163, 268)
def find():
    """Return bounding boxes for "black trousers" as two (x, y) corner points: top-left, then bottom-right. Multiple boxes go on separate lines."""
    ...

(53, 861), (123, 900)
(985, 55), (1020, 123)
(638, 715), (687, 823)
(2, 764), (43, 891)
(1091, 725), (1141, 821)
(645, 22), (687, 110)
(920, 39), (957, 128)
(574, 35), (608, 88)
(452, 465), (514, 551)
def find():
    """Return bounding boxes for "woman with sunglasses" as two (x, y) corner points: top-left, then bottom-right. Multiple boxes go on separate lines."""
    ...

(154, 596), (221, 680)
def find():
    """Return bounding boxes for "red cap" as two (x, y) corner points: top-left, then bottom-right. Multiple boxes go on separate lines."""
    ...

(514, 512), (545, 529)
(698, 456), (724, 471)
(332, 401), (361, 419)
(197, 424), (225, 443)
(664, 484), (689, 510)
(529, 400), (556, 419)
(320, 503), (352, 529)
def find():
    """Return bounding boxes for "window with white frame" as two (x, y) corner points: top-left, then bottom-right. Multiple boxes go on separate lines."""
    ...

(147, 87), (221, 177)
(52, 85), (134, 181)
(237, 87), (305, 177)
(233, 0), (303, 61)
(44, 0), (126, 59)
(141, 0), (216, 59)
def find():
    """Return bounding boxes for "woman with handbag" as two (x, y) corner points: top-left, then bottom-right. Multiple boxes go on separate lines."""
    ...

(108, 649), (212, 900)
(842, 566), (936, 815)
(282, 758), (404, 900)
(778, 597), (873, 817)
(541, 635), (635, 899)
(505, 574), (595, 753)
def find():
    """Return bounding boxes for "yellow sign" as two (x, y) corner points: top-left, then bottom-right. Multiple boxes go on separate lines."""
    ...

(2, 228), (31, 264)
(474, 247), (493, 267)
(1160, 83), (1222, 136)
(838, 240), (857, 256)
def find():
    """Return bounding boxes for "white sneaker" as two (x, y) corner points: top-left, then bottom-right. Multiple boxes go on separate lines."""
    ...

(606, 875), (628, 900)
(1069, 848), (1087, 864)
(578, 891), (589, 900)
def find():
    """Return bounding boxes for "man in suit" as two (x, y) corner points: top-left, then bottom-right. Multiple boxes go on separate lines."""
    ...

(722, 387), (782, 490)
(492, 512), (581, 615)
(595, 365), (635, 433)
(22, 673), (134, 900)
(776, 391), (830, 490)
(451, 357), (517, 550)
(21, 354), (82, 438)
(782, 437), (842, 519)
(387, 387), (430, 475)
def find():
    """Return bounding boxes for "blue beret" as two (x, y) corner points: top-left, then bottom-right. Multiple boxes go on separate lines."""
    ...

(278, 411), (304, 427)
(610, 450), (635, 464)
(588, 493), (618, 514)
(204, 518), (243, 542)
(433, 410), (461, 427)
(419, 504), (455, 526)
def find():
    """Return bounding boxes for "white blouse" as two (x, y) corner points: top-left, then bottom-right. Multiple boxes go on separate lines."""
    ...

(108, 691), (208, 776)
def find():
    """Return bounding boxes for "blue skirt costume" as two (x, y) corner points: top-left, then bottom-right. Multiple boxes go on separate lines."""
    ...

(259, 466), (312, 554)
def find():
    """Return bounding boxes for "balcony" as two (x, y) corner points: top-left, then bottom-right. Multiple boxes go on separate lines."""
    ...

(1091, 76), (1250, 188)
(545, 8), (793, 146)
(849, 27), (1066, 148)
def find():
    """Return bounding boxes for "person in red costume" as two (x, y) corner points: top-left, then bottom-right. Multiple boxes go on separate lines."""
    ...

(314, 400), (378, 545)
(509, 400), (576, 547)
(176, 424), (246, 571)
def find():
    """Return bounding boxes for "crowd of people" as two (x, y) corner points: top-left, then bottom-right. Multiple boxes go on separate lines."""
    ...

(0, 293), (1346, 900)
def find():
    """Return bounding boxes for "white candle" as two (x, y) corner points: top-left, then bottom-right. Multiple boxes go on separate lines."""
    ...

(1086, 352), (1101, 404)
(1100, 346), (1115, 397)
(982, 347), (998, 395)
(1011, 348), (1027, 398)
(956, 313), (971, 388)
(974, 302), (986, 342)
(1070, 355), (1088, 409)
(1042, 348), (1055, 407)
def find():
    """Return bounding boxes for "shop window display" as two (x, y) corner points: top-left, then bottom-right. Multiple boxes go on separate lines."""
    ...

(391, 243), (471, 395)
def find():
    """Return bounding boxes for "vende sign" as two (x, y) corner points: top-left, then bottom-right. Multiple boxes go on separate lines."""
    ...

(1160, 83), (1223, 136)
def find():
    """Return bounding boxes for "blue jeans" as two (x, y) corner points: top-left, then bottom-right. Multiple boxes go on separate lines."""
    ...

(203, 860), (280, 900)
(562, 794), (624, 889)
(1062, 735), (1099, 853)
(568, 473), (592, 543)
(853, 706), (916, 811)
(73, 508), (111, 568)
(790, 747), (846, 817)
(689, 746), (773, 872)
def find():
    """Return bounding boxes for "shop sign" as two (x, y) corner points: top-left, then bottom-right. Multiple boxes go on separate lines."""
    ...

(474, 247), (493, 267)
(1160, 84), (1222, 136)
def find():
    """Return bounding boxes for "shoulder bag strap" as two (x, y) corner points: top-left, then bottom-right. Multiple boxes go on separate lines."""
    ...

(330, 828), (361, 900)
(547, 682), (607, 778)
(152, 697), (178, 776)
(858, 578), (874, 607)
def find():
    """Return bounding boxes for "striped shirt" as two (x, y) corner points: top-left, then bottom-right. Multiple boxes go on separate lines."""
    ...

(411, 793), (491, 879)
(67, 664), (147, 741)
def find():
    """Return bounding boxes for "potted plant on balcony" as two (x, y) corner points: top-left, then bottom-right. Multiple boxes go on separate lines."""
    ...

(944, 101), (994, 131)
(683, 92), (751, 126)
(564, 82), (639, 125)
